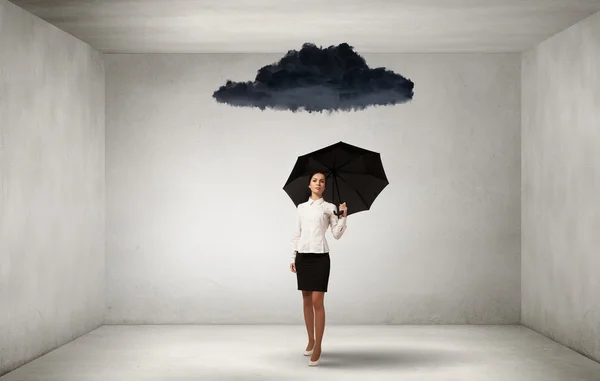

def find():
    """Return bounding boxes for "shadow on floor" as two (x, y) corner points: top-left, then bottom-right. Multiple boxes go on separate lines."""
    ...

(274, 346), (473, 369)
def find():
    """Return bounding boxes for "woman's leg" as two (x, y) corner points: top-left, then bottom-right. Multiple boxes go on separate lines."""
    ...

(302, 291), (315, 351)
(311, 291), (325, 361)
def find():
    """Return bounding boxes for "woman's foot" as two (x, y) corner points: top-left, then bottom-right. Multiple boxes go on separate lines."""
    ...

(304, 340), (315, 356)
(309, 346), (321, 366)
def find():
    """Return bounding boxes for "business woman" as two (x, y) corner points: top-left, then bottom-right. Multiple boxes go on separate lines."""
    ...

(290, 171), (348, 366)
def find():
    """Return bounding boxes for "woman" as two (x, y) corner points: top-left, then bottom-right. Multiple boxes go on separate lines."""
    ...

(290, 171), (348, 366)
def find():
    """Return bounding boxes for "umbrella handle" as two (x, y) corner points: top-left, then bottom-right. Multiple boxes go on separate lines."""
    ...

(334, 207), (345, 217)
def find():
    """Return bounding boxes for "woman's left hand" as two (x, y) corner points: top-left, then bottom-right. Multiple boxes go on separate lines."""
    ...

(339, 202), (348, 217)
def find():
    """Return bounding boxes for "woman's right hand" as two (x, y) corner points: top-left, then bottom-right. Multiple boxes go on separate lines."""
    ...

(290, 263), (296, 273)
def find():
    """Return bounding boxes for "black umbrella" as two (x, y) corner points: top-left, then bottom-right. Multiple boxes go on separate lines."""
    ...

(283, 141), (389, 216)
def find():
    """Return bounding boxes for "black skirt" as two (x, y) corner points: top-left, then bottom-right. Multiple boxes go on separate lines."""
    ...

(295, 252), (330, 292)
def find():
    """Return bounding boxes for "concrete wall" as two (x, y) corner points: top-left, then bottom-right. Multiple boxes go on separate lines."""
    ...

(105, 53), (521, 325)
(521, 11), (600, 363)
(0, 0), (105, 376)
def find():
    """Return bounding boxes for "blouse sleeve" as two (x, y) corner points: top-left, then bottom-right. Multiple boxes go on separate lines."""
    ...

(290, 210), (301, 264)
(329, 204), (347, 240)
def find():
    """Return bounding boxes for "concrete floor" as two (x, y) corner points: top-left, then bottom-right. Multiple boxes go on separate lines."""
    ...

(2, 325), (600, 381)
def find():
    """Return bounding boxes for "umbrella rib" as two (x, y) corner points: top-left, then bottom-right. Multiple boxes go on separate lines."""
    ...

(308, 153), (365, 175)
(336, 152), (378, 174)
(335, 154), (364, 172)
(307, 156), (331, 173)
(335, 173), (370, 210)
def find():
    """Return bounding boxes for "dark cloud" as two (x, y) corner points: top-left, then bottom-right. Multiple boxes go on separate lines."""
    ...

(212, 43), (414, 113)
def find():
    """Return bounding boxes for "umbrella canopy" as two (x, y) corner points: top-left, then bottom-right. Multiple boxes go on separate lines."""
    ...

(283, 141), (389, 216)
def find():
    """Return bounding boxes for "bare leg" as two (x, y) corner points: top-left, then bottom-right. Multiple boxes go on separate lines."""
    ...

(311, 291), (325, 361)
(302, 291), (315, 351)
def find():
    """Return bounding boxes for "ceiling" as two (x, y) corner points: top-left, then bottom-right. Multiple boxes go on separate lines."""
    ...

(9, 0), (600, 53)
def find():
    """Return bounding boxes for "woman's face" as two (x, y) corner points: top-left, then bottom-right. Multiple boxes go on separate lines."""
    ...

(309, 173), (326, 196)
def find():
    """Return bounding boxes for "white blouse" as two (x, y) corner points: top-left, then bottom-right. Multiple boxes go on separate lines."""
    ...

(290, 197), (347, 264)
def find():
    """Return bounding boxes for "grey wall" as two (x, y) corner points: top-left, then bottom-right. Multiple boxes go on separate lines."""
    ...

(0, 0), (105, 376)
(105, 53), (521, 325)
(521, 11), (600, 363)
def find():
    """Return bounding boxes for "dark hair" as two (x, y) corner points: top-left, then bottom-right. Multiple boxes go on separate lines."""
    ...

(308, 171), (327, 184)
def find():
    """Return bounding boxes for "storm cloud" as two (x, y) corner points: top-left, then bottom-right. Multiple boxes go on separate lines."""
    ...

(212, 43), (414, 113)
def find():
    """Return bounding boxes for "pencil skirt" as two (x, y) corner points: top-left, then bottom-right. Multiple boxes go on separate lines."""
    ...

(295, 252), (330, 292)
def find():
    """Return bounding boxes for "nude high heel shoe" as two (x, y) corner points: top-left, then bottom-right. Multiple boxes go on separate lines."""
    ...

(308, 348), (321, 366)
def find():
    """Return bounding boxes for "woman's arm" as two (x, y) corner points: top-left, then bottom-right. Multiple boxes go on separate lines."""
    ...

(290, 212), (301, 263)
(329, 205), (347, 240)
